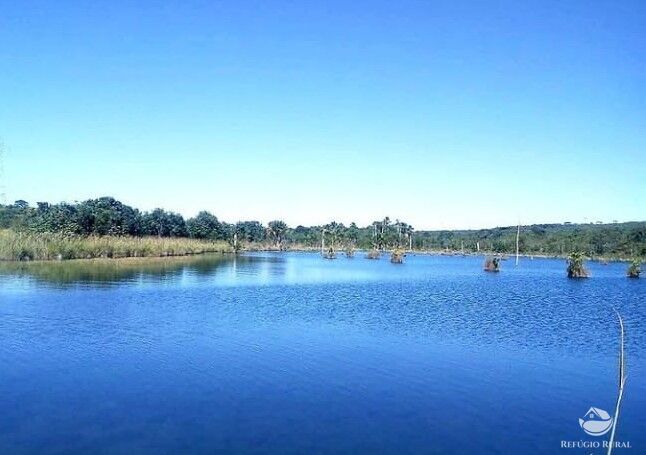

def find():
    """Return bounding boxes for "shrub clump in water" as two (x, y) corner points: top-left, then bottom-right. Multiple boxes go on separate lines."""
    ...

(627, 260), (641, 278)
(567, 251), (589, 278)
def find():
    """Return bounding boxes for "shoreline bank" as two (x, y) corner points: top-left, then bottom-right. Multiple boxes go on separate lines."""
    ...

(0, 230), (641, 263)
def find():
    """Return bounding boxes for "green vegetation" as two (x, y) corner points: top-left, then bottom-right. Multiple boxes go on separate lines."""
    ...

(484, 256), (500, 272)
(413, 223), (645, 258)
(567, 251), (589, 278)
(627, 260), (641, 278)
(267, 220), (288, 249)
(1, 197), (645, 261)
(0, 229), (231, 261)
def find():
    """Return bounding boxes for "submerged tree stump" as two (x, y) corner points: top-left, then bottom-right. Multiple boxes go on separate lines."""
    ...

(484, 256), (500, 272)
(323, 247), (337, 260)
(390, 250), (404, 264)
(366, 249), (380, 260)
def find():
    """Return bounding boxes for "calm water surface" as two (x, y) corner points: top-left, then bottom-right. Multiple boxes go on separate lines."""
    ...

(0, 253), (644, 454)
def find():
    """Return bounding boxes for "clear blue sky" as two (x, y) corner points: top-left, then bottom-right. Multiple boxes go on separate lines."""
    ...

(1, 0), (644, 229)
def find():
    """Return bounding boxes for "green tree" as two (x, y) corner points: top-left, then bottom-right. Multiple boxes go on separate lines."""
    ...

(236, 221), (265, 242)
(187, 211), (226, 239)
(76, 197), (140, 236)
(267, 220), (288, 248)
(29, 202), (80, 235)
(346, 222), (359, 246)
(142, 209), (187, 237)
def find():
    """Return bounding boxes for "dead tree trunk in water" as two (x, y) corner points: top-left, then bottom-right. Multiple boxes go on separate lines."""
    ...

(515, 223), (520, 266)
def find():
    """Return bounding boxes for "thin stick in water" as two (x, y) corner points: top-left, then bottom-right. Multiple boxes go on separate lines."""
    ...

(607, 308), (626, 455)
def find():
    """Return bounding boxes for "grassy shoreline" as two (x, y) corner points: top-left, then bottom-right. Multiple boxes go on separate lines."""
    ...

(0, 230), (232, 261)
(0, 229), (640, 263)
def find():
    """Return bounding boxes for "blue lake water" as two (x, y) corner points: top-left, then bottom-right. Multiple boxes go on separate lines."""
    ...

(0, 253), (644, 454)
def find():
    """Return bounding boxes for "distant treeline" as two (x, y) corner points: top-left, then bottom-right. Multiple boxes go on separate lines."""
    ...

(1, 197), (644, 257)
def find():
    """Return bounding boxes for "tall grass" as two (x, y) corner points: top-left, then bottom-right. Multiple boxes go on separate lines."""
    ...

(0, 229), (232, 261)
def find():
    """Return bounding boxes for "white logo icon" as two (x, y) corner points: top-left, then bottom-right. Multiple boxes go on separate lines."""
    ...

(579, 407), (613, 436)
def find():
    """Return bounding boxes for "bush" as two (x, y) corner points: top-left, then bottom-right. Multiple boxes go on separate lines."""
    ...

(627, 260), (641, 278)
(567, 251), (589, 278)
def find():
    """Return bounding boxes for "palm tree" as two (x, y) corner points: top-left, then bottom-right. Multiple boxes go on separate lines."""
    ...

(371, 220), (381, 250)
(381, 216), (391, 249)
(403, 223), (414, 250)
(267, 220), (287, 249)
(345, 222), (359, 253)
(322, 221), (342, 259)
(395, 219), (402, 247)
(325, 221), (340, 249)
